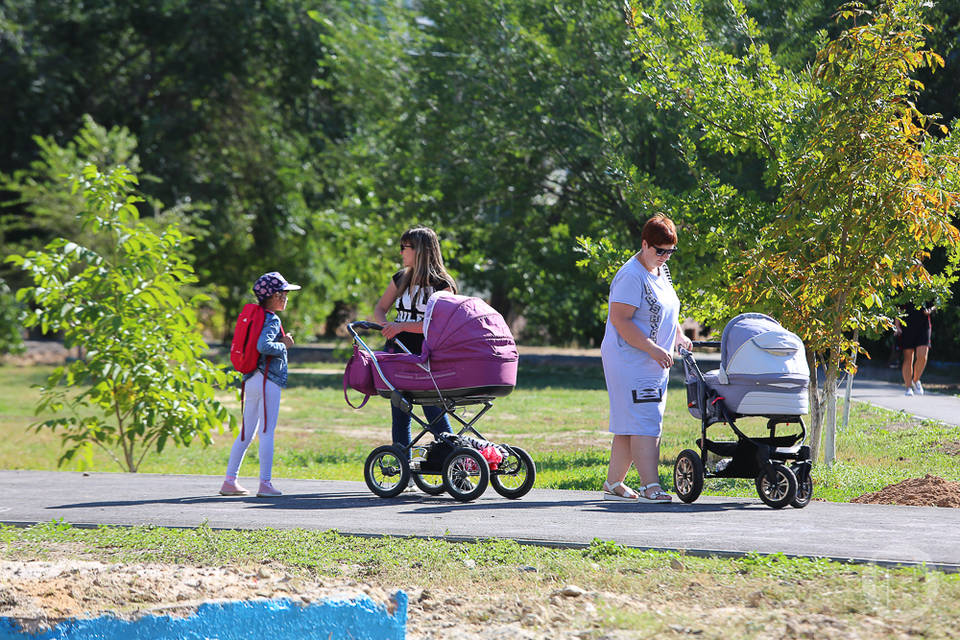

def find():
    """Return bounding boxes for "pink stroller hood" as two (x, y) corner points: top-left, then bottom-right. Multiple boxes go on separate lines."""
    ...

(372, 292), (518, 394)
(423, 292), (518, 363)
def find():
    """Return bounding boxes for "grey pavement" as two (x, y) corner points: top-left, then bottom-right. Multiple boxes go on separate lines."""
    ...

(847, 364), (960, 426)
(3, 470), (960, 572)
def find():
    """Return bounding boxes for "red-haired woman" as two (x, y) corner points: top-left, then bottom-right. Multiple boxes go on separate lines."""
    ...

(600, 215), (691, 503)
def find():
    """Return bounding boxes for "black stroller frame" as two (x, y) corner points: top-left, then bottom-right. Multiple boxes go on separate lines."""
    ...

(347, 321), (535, 502)
(675, 341), (813, 509)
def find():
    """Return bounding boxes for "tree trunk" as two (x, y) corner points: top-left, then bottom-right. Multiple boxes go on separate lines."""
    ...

(806, 348), (824, 464)
(823, 361), (838, 466)
(841, 330), (859, 433)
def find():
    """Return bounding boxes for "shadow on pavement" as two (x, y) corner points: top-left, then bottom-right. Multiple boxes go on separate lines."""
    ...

(48, 493), (760, 514)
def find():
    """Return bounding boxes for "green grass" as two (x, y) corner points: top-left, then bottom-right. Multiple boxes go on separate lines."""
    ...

(2, 362), (959, 502)
(3, 521), (959, 638)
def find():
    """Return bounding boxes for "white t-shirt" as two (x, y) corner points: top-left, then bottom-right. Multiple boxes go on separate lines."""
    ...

(389, 269), (450, 354)
(600, 256), (681, 435)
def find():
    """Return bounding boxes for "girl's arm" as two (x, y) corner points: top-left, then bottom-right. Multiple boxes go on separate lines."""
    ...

(374, 280), (398, 325)
(609, 302), (674, 369)
(376, 279), (414, 340)
(257, 314), (288, 356)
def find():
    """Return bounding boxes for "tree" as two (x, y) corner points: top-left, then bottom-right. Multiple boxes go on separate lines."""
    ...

(1, 115), (161, 267)
(0, 0), (345, 336)
(616, 0), (960, 464)
(316, 0), (696, 343)
(6, 165), (235, 472)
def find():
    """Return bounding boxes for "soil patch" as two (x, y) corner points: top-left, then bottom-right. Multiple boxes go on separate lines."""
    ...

(938, 441), (960, 457)
(0, 559), (399, 637)
(0, 550), (944, 639)
(851, 474), (960, 508)
(876, 421), (920, 433)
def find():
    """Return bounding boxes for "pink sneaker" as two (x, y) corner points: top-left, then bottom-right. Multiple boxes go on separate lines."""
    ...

(257, 481), (282, 497)
(219, 479), (248, 496)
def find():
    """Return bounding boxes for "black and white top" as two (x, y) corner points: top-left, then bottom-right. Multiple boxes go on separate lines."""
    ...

(389, 269), (452, 354)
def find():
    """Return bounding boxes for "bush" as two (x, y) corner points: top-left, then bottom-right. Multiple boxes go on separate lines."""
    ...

(6, 164), (236, 471)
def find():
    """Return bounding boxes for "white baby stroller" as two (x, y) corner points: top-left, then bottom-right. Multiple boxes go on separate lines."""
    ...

(674, 313), (813, 509)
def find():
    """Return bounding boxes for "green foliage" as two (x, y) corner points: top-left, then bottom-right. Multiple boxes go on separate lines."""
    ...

(582, 538), (627, 561)
(0, 277), (25, 355)
(1, 115), (146, 262)
(0, 0), (343, 337)
(6, 164), (236, 471)
(318, 0), (682, 344)
(731, 0), (960, 356)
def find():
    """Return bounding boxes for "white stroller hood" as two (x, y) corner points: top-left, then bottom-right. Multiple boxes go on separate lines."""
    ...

(708, 313), (809, 416)
(718, 313), (809, 383)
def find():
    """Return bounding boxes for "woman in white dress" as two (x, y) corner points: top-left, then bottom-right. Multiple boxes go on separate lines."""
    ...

(600, 215), (691, 503)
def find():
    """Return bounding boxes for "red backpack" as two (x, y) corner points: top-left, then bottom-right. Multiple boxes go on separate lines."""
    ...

(230, 304), (266, 374)
(229, 303), (283, 440)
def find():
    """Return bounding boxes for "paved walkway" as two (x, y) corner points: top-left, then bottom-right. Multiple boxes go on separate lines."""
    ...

(846, 364), (960, 425)
(3, 470), (960, 572)
(3, 351), (959, 572)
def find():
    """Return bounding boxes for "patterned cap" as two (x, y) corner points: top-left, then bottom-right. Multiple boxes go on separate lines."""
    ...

(253, 272), (301, 302)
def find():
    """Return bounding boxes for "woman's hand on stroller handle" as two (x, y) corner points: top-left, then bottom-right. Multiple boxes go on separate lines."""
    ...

(678, 340), (719, 358)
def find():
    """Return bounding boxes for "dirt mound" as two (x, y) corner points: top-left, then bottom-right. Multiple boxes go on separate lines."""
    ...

(851, 474), (960, 508)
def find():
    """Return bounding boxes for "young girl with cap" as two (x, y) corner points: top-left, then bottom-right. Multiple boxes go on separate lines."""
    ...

(220, 272), (300, 497)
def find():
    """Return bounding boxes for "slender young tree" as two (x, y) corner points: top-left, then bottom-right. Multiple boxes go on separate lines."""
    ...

(7, 165), (235, 472)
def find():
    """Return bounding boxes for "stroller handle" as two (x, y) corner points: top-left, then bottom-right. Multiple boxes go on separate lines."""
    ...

(692, 340), (721, 348)
(347, 320), (383, 337)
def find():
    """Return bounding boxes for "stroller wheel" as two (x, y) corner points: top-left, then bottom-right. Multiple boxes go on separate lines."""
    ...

(442, 447), (490, 502)
(673, 449), (704, 504)
(412, 472), (446, 495)
(755, 463), (797, 509)
(364, 445), (411, 498)
(791, 470), (814, 509)
(490, 446), (536, 499)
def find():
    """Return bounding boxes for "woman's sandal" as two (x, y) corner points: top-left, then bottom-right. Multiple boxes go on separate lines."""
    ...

(603, 480), (640, 502)
(637, 483), (672, 504)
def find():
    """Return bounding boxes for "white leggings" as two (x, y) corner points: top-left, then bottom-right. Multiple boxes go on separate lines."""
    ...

(226, 371), (281, 483)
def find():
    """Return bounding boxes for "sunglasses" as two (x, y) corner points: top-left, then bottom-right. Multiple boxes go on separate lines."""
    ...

(652, 245), (678, 257)
(400, 244), (414, 251)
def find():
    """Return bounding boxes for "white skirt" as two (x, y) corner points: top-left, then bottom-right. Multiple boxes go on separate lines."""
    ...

(601, 353), (669, 437)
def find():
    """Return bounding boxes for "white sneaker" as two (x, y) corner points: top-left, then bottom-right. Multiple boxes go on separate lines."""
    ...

(904, 387), (914, 396)
(913, 381), (924, 395)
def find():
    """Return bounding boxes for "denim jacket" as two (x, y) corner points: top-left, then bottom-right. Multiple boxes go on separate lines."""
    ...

(242, 311), (288, 388)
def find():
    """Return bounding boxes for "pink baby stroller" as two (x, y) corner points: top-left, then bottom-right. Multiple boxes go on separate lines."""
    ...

(346, 292), (535, 502)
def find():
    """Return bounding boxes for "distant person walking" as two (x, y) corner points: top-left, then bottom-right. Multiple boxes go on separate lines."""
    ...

(220, 272), (300, 497)
(895, 302), (935, 396)
(374, 226), (457, 449)
(600, 215), (692, 503)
